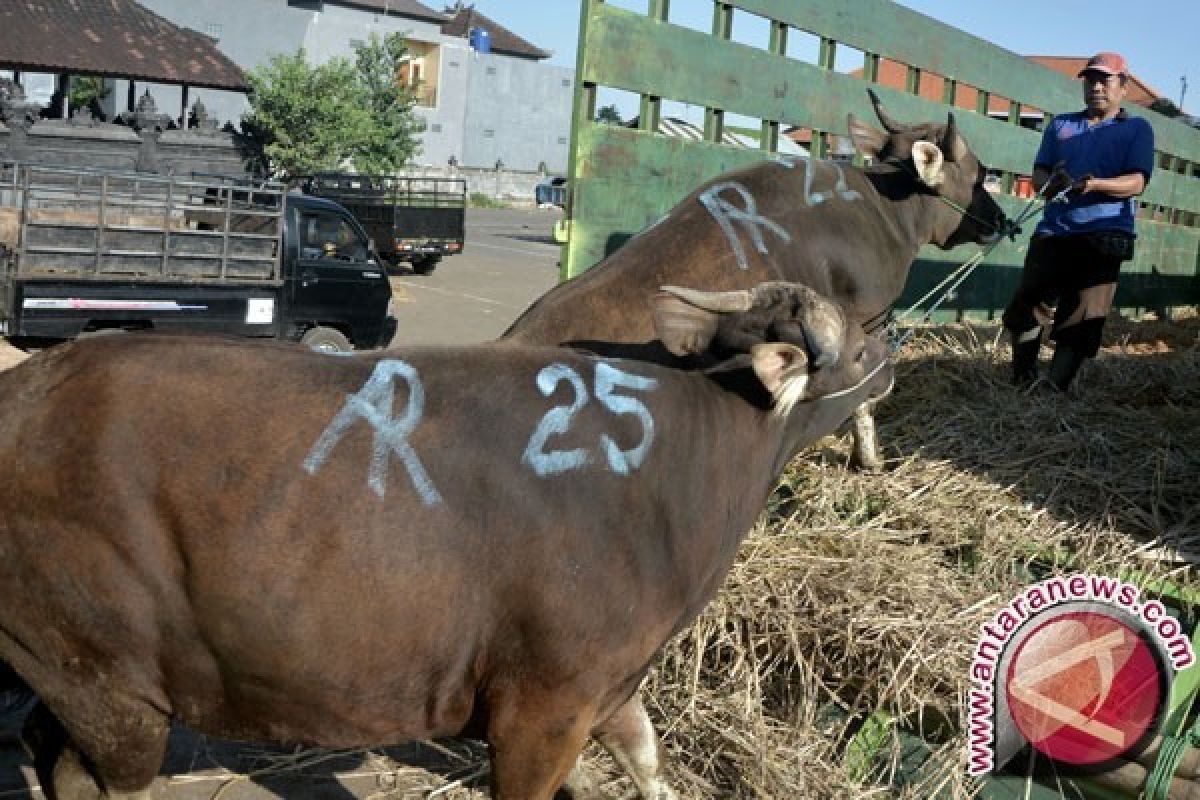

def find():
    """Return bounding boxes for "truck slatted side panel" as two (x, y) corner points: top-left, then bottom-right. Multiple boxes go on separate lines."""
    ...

(4, 164), (286, 285)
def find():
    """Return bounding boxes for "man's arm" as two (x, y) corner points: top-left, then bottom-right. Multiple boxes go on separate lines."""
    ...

(1079, 172), (1146, 198)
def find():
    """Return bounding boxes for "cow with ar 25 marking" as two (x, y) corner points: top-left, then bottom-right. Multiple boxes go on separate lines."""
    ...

(0, 281), (889, 800)
(505, 88), (1009, 472)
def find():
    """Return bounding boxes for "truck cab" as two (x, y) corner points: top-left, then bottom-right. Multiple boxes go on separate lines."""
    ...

(283, 194), (395, 351)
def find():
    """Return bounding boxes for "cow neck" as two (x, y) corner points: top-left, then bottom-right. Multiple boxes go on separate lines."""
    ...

(862, 162), (937, 253)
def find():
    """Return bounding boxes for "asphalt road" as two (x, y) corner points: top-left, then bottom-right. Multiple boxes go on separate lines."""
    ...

(387, 206), (564, 346)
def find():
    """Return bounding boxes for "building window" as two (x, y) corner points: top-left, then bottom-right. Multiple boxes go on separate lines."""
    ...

(449, 60), (460, 67)
(486, 67), (497, 76)
(483, 129), (495, 138)
(562, 79), (570, 87)
(287, 0), (323, 10)
(430, 123), (442, 133)
(349, 38), (365, 49)
(205, 22), (223, 40)
(558, 137), (567, 144)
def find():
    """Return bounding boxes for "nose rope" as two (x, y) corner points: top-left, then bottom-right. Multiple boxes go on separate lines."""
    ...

(815, 357), (891, 401)
(887, 177), (1057, 352)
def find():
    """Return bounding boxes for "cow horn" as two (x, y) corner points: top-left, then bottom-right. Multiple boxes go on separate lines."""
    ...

(658, 286), (754, 313)
(940, 112), (968, 163)
(867, 87), (907, 134)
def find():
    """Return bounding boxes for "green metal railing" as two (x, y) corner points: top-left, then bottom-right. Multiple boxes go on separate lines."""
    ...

(562, 0), (1200, 317)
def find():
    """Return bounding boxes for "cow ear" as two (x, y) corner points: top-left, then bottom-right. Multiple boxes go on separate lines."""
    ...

(847, 113), (888, 160)
(652, 292), (720, 356)
(751, 343), (809, 396)
(912, 141), (945, 188)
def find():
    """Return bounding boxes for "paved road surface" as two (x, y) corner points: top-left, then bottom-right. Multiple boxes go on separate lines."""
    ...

(387, 207), (563, 346)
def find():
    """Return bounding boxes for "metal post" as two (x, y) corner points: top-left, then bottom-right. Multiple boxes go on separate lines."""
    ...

(220, 184), (232, 280)
(96, 173), (108, 275)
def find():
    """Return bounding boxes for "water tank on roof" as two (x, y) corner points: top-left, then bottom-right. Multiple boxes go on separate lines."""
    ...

(469, 27), (491, 54)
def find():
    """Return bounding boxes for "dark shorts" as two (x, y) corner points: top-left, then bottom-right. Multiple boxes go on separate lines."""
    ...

(1002, 231), (1135, 356)
(1003, 232), (1133, 322)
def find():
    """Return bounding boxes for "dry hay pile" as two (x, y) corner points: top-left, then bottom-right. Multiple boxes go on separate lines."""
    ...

(144, 312), (1200, 799)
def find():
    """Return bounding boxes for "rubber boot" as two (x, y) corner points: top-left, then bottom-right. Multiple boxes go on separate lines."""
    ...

(1047, 346), (1086, 392)
(1011, 335), (1041, 386)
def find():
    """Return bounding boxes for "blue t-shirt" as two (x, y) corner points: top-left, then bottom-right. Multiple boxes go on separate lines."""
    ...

(1033, 110), (1155, 237)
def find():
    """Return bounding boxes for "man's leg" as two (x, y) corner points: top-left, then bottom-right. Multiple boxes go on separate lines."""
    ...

(1002, 237), (1059, 386)
(1047, 282), (1117, 391)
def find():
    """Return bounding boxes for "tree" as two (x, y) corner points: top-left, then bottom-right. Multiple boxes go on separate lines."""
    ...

(350, 33), (425, 175)
(242, 34), (423, 178)
(243, 49), (365, 177)
(595, 103), (624, 126)
(68, 76), (109, 118)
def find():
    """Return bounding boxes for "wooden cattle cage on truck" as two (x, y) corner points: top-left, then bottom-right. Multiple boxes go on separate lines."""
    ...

(561, 0), (1200, 317)
(0, 163), (285, 337)
(560, 0), (1200, 796)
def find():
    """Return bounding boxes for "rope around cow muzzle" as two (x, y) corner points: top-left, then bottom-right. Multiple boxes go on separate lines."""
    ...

(888, 178), (1062, 351)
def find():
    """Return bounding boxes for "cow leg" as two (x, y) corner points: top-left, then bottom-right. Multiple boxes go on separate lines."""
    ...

(848, 402), (883, 472)
(488, 696), (595, 800)
(21, 698), (166, 800)
(591, 694), (678, 800)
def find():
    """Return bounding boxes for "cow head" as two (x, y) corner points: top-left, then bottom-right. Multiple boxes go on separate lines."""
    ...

(651, 281), (893, 415)
(847, 88), (1008, 249)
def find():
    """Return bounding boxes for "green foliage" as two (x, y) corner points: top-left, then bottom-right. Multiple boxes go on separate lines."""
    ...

(468, 192), (507, 208)
(351, 33), (425, 175)
(68, 77), (109, 114)
(595, 103), (624, 125)
(243, 33), (424, 178)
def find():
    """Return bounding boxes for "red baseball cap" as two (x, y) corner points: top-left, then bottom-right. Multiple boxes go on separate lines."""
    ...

(1077, 52), (1129, 77)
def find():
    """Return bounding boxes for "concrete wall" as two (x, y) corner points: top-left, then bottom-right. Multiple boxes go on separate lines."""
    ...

(458, 52), (572, 174)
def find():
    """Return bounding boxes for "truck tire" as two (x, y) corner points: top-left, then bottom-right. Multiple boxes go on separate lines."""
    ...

(412, 255), (440, 275)
(301, 326), (353, 354)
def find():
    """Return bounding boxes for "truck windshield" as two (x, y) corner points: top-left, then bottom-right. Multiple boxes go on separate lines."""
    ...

(300, 211), (367, 262)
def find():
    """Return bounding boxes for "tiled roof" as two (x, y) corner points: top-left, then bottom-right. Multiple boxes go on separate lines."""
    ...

(441, 6), (551, 61)
(331, 0), (447, 24)
(0, 0), (248, 91)
(1026, 56), (1161, 108)
(849, 57), (1162, 114)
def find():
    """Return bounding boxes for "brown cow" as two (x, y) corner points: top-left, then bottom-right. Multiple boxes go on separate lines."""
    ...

(0, 282), (890, 800)
(504, 90), (1008, 471)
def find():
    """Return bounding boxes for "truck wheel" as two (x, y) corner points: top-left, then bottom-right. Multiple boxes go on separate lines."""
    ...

(412, 256), (440, 275)
(301, 326), (353, 354)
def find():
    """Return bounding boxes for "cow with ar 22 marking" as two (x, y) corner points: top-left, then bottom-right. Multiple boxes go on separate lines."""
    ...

(0, 282), (890, 800)
(505, 88), (1009, 471)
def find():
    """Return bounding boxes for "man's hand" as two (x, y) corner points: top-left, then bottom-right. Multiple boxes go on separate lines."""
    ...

(1042, 163), (1074, 198)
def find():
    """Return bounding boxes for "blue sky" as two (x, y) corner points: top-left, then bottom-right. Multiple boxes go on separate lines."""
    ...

(458, 0), (1197, 114)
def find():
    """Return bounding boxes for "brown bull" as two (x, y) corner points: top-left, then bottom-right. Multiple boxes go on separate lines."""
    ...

(504, 90), (1007, 470)
(0, 282), (891, 800)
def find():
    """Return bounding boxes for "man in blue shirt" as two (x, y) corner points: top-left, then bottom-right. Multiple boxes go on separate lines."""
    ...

(1002, 52), (1155, 391)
